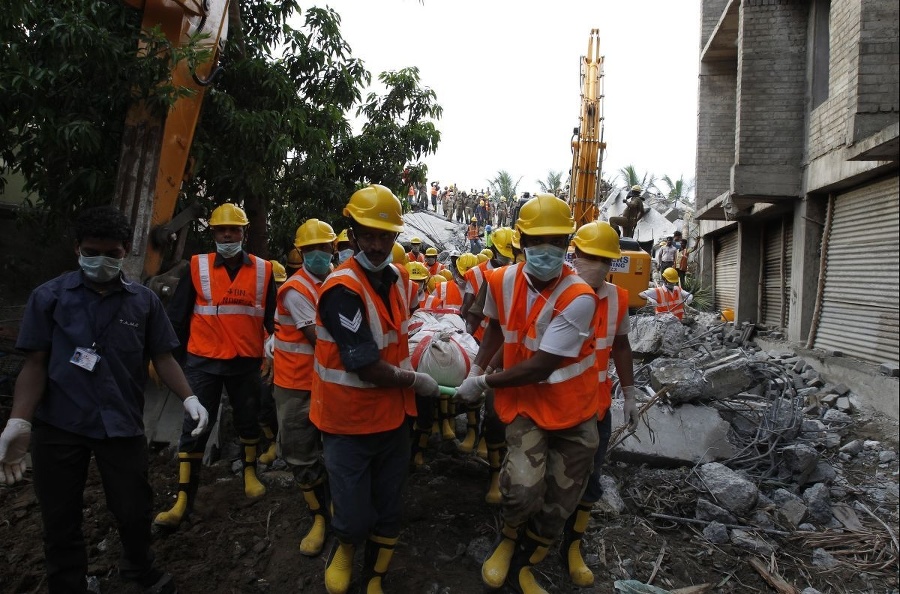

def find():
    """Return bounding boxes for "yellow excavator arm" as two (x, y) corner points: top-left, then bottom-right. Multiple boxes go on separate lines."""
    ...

(114, 0), (230, 282)
(568, 28), (606, 228)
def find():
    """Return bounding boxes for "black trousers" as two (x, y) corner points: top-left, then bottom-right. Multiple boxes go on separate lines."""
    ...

(179, 367), (261, 452)
(31, 423), (154, 594)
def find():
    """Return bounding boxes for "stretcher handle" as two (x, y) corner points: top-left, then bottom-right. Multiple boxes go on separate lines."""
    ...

(439, 385), (457, 396)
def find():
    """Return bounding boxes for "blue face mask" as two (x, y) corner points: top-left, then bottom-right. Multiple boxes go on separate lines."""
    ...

(337, 248), (355, 264)
(79, 253), (124, 283)
(355, 250), (393, 273)
(523, 244), (567, 281)
(303, 250), (332, 276)
(216, 241), (243, 258)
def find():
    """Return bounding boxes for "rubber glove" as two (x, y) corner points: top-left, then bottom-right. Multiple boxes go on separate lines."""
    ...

(622, 386), (639, 430)
(183, 396), (210, 437)
(264, 334), (275, 359)
(0, 418), (32, 485)
(455, 374), (489, 404)
(409, 372), (440, 397)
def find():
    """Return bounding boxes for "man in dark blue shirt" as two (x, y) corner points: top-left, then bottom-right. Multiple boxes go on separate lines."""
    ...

(0, 206), (208, 594)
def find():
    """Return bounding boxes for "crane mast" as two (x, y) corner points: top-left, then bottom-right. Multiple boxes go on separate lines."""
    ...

(568, 29), (606, 228)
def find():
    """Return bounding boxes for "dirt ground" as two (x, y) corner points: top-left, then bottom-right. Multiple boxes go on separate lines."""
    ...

(1, 413), (898, 594)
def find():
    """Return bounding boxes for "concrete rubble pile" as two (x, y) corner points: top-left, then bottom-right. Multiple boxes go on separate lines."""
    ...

(600, 311), (899, 577)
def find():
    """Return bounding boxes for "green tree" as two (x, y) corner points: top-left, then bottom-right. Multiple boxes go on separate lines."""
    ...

(660, 174), (695, 208)
(487, 170), (522, 203)
(616, 164), (657, 194)
(0, 0), (442, 260)
(537, 170), (563, 195)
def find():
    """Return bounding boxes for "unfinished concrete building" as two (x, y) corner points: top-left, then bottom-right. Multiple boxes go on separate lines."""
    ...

(694, 0), (899, 370)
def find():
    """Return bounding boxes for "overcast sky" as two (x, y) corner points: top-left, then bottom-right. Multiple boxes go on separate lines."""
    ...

(316, 0), (701, 195)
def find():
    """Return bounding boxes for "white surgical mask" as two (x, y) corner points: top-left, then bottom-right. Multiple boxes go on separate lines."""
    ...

(337, 248), (355, 264)
(574, 258), (611, 289)
(355, 251), (393, 272)
(79, 253), (123, 283)
(216, 241), (243, 258)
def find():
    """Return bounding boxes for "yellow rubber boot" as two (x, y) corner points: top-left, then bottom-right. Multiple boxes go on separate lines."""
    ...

(299, 482), (328, 556)
(362, 534), (397, 594)
(410, 425), (430, 469)
(476, 436), (488, 460)
(485, 443), (504, 505)
(324, 541), (355, 594)
(481, 523), (519, 588)
(458, 408), (479, 453)
(439, 394), (456, 440)
(562, 502), (594, 587)
(241, 439), (267, 499)
(154, 452), (202, 527)
(258, 424), (277, 465)
(507, 530), (552, 594)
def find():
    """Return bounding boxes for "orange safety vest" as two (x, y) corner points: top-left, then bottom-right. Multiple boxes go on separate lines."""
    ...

(422, 279), (464, 311)
(465, 261), (495, 341)
(310, 258), (415, 434)
(407, 252), (425, 264)
(488, 263), (601, 430)
(426, 261), (442, 276)
(467, 225), (479, 240)
(273, 267), (322, 391)
(653, 286), (686, 319)
(188, 254), (270, 359)
(594, 283), (629, 420)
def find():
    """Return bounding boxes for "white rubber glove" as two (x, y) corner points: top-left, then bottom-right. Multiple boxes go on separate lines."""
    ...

(0, 418), (32, 485)
(183, 396), (209, 437)
(455, 375), (489, 405)
(264, 334), (275, 359)
(622, 386), (639, 430)
(409, 372), (440, 397)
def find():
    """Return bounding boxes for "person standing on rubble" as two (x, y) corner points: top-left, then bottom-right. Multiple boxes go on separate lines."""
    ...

(640, 267), (693, 319)
(562, 220), (640, 587)
(155, 203), (276, 529)
(0, 205), (207, 594)
(609, 184), (646, 238)
(455, 194), (601, 594)
(310, 184), (441, 594)
(656, 235), (677, 273)
(272, 219), (336, 557)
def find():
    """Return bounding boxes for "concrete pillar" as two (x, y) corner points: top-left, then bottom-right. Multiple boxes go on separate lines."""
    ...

(788, 195), (827, 342)
(735, 221), (762, 324)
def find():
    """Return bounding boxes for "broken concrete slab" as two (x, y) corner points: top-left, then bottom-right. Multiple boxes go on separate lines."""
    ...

(609, 402), (736, 465)
(701, 357), (755, 399)
(648, 358), (706, 404)
(628, 315), (686, 356)
(698, 463), (759, 516)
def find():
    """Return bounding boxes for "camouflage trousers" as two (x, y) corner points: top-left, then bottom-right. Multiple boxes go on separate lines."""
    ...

(500, 416), (599, 539)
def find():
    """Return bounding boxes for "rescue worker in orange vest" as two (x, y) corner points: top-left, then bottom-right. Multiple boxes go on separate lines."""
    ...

(156, 203), (276, 529)
(563, 221), (640, 587)
(257, 260), (288, 466)
(310, 185), (440, 594)
(405, 261), (430, 311)
(286, 246), (304, 277)
(454, 194), (601, 594)
(423, 247), (442, 276)
(272, 219), (336, 556)
(639, 267), (693, 319)
(407, 237), (425, 263)
(467, 217), (482, 253)
(422, 271), (462, 312)
(334, 228), (355, 266)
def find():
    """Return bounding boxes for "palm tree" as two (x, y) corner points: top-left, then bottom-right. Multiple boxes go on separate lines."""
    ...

(487, 170), (523, 202)
(537, 170), (564, 195)
(617, 165), (657, 194)
(660, 174), (695, 207)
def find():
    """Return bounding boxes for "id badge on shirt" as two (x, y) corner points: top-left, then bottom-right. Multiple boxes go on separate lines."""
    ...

(70, 347), (100, 372)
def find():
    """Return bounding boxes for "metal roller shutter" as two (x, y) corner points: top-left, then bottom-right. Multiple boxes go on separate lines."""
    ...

(714, 231), (739, 311)
(813, 176), (899, 365)
(761, 217), (793, 329)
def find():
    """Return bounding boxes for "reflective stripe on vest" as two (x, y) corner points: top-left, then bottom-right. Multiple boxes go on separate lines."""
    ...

(653, 286), (685, 319)
(273, 269), (321, 389)
(595, 283), (629, 420)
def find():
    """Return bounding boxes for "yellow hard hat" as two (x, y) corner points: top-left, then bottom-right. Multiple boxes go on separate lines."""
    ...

(439, 268), (453, 281)
(516, 194), (575, 236)
(286, 247), (303, 267)
(471, 216), (478, 222)
(662, 267), (680, 283)
(477, 253), (489, 263)
(269, 260), (287, 283)
(209, 203), (249, 227)
(491, 227), (514, 259)
(479, 199), (485, 206)
(410, 236), (422, 245)
(631, 184), (642, 192)
(511, 229), (521, 250)
(392, 242), (409, 265)
(425, 247), (439, 257)
(336, 228), (350, 243)
(573, 221), (621, 259)
(343, 184), (404, 232)
(480, 248), (493, 259)
(456, 253), (479, 276)
(294, 218), (337, 248)
(427, 274), (447, 293)
(406, 261), (429, 281)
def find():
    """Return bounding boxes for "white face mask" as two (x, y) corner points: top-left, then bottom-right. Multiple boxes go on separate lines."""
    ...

(216, 241), (243, 258)
(574, 258), (611, 289)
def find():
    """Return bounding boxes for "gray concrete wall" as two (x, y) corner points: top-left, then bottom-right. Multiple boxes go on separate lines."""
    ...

(735, 220), (762, 324)
(787, 195), (826, 342)
(733, 0), (809, 197)
(701, 0), (733, 49)
(696, 61), (737, 210)
(852, 1), (900, 141)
